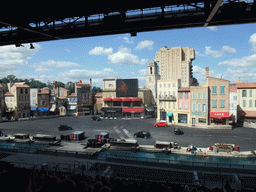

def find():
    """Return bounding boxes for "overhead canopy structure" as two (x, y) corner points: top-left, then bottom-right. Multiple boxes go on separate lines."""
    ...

(0, 1), (255, 46)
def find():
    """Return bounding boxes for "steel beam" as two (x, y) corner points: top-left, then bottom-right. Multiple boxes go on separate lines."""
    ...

(204, 0), (224, 27)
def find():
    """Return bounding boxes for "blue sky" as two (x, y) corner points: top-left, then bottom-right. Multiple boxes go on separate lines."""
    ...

(1, 23), (256, 88)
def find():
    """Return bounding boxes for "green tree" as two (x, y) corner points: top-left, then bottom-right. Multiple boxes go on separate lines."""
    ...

(65, 81), (75, 93)
(92, 86), (102, 94)
(6, 74), (17, 83)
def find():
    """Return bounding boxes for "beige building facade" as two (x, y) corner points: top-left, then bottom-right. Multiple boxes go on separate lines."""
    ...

(190, 86), (209, 126)
(155, 46), (196, 87)
(10, 83), (30, 119)
(202, 67), (230, 125)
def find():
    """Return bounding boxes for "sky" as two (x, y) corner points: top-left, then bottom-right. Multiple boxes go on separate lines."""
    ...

(0, 22), (256, 88)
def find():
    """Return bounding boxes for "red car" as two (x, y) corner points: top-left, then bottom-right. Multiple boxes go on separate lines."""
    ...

(154, 122), (168, 127)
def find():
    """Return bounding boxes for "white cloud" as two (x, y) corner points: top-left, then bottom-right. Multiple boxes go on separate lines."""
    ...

(138, 69), (147, 76)
(34, 60), (80, 68)
(135, 40), (154, 50)
(204, 46), (237, 58)
(0, 43), (41, 70)
(249, 33), (256, 52)
(35, 67), (52, 73)
(108, 46), (148, 65)
(88, 46), (113, 55)
(60, 68), (117, 80)
(218, 54), (256, 68)
(207, 26), (217, 31)
(123, 36), (134, 44)
(195, 51), (205, 56)
(65, 49), (71, 53)
(225, 67), (256, 82)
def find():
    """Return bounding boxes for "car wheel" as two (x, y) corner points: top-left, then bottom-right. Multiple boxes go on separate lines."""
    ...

(144, 136), (147, 139)
(165, 125), (167, 127)
(156, 125), (158, 127)
(134, 135), (137, 138)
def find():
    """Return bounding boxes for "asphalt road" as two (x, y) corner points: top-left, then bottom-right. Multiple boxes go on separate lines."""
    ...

(0, 116), (256, 151)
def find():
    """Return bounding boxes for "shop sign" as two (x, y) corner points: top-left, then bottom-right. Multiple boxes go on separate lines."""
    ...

(192, 112), (206, 115)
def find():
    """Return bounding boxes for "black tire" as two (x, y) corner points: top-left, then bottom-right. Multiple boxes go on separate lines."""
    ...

(156, 125), (158, 127)
(165, 125), (167, 127)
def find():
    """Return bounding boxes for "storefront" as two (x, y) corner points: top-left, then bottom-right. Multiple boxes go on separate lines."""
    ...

(167, 112), (173, 123)
(210, 112), (230, 125)
(191, 112), (208, 126)
(101, 107), (122, 118)
(178, 114), (187, 124)
(122, 107), (144, 118)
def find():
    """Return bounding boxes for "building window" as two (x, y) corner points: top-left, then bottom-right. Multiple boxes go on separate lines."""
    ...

(212, 100), (217, 108)
(198, 93), (201, 99)
(160, 84), (162, 88)
(203, 104), (206, 112)
(185, 92), (188, 99)
(255, 100), (256, 107)
(233, 96), (237, 100)
(41, 94), (45, 99)
(198, 104), (201, 112)
(25, 89), (28, 94)
(168, 84), (171, 87)
(164, 84), (166, 87)
(179, 101), (182, 109)
(220, 86), (225, 94)
(179, 92), (183, 99)
(42, 101), (46, 106)
(192, 103), (195, 111)
(212, 86), (217, 94)
(220, 99), (225, 108)
(203, 93), (206, 99)
(173, 102), (175, 109)
(250, 90), (253, 97)
(242, 90), (247, 97)
(249, 100), (252, 107)
(243, 100), (246, 107)
(192, 93), (195, 99)
(20, 89), (23, 94)
(185, 102), (188, 109)
(108, 84), (113, 87)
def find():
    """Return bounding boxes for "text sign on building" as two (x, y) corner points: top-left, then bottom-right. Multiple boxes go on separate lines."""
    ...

(116, 79), (138, 97)
(210, 112), (229, 118)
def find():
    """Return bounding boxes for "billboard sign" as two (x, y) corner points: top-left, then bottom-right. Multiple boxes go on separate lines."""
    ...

(116, 79), (138, 97)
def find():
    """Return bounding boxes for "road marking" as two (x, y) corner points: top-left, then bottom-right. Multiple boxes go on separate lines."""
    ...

(123, 129), (135, 140)
(113, 127), (125, 139)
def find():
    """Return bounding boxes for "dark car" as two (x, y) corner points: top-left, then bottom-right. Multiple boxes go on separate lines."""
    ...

(134, 131), (151, 139)
(174, 128), (184, 135)
(91, 116), (101, 121)
(58, 125), (73, 131)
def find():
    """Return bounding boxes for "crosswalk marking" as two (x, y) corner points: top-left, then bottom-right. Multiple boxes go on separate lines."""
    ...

(113, 126), (135, 140)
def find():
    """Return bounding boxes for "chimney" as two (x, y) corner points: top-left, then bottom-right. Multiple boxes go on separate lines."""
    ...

(89, 78), (92, 86)
(206, 67), (209, 79)
(54, 81), (57, 89)
(79, 80), (82, 83)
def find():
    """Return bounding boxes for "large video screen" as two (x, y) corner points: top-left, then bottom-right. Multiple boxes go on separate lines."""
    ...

(116, 79), (138, 97)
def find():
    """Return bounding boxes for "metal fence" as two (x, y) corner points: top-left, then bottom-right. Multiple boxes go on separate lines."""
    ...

(105, 153), (256, 170)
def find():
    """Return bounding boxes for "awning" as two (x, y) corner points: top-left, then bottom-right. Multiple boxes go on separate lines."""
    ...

(122, 98), (131, 102)
(210, 112), (230, 118)
(146, 107), (155, 112)
(103, 98), (112, 102)
(131, 98), (141, 102)
(122, 107), (143, 113)
(31, 107), (37, 111)
(167, 112), (173, 117)
(38, 108), (49, 112)
(112, 97), (122, 102)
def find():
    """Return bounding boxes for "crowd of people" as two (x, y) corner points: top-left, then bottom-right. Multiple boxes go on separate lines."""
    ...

(0, 161), (254, 192)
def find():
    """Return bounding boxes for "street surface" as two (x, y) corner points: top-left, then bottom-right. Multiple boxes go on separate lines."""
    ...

(0, 116), (255, 151)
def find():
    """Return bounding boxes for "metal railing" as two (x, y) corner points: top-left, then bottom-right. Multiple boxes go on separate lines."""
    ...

(105, 153), (256, 170)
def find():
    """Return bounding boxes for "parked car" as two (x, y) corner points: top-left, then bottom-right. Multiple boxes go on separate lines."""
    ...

(174, 128), (184, 135)
(91, 116), (101, 121)
(154, 122), (168, 127)
(58, 125), (73, 131)
(134, 131), (151, 139)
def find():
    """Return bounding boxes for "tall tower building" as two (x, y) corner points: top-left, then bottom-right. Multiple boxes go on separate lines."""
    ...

(155, 46), (196, 87)
(145, 60), (160, 105)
